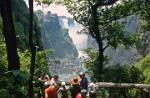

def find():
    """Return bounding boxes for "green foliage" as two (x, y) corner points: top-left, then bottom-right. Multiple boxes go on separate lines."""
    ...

(0, 16), (7, 79)
(84, 48), (99, 78)
(0, 48), (51, 98)
(0, 44), (7, 61)
(64, 0), (143, 51)
(0, 89), (11, 98)
(18, 49), (52, 75)
(0, 0), (51, 97)
(15, 22), (27, 50)
(64, 0), (141, 78)
(134, 53), (150, 83)
(35, 49), (52, 75)
(102, 65), (144, 83)
(0, 43), (7, 73)
(0, 70), (28, 98)
(76, 0), (139, 45)
(19, 50), (31, 72)
(84, 49), (145, 98)
(85, 48), (144, 82)
(104, 22), (140, 48)
(12, 0), (42, 50)
(136, 1), (150, 56)
(84, 48), (110, 79)
(33, 49), (52, 97)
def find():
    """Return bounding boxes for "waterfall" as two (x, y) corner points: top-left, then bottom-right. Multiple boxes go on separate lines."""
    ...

(34, 3), (89, 81)
(60, 17), (88, 58)
(34, 3), (88, 58)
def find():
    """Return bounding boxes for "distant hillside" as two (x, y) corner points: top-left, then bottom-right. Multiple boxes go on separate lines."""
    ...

(36, 11), (78, 59)
(87, 15), (141, 66)
(134, 53), (150, 83)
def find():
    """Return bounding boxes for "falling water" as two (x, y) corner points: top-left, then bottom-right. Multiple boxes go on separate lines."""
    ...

(34, 3), (89, 81)
(60, 17), (88, 58)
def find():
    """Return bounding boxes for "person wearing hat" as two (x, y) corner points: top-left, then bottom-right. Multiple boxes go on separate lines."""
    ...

(70, 77), (81, 98)
(79, 72), (88, 91)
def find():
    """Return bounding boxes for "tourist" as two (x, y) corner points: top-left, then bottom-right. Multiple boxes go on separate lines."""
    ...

(79, 72), (88, 91)
(44, 75), (51, 89)
(76, 89), (87, 98)
(88, 79), (98, 98)
(57, 81), (69, 98)
(70, 77), (81, 98)
(50, 75), (60, 87)
(38, 74), (50, 98)
(45, 81), (57, 98)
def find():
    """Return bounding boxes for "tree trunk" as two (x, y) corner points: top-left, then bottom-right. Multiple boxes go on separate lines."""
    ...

(0, 0), (20, 70)
(28, 47), (36, 97)
(97, 41), (104, 76)
(91, 5), (104, 78)
(88, 0), (118, 81)
(28, 0), (36, 97)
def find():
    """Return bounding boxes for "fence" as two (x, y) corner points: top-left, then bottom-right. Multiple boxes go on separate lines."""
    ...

(95, 82), (150, 98)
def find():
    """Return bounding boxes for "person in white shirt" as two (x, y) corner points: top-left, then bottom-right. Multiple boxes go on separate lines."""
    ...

(88, 81), (98, 98)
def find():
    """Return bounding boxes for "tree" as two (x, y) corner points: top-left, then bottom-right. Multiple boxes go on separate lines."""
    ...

(0, 0), (20, 70)
(28, 0), (36, 97)
(64, 0), (140, 80)
(28, 0), (53, 97)
(136, 0), (150, 56)
(84, 49), (145, 98)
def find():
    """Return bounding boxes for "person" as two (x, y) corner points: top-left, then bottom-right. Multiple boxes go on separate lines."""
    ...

(50, 75), (60, 88)
(70, 77), (81, 98)
(38, 74), (50, 98)
(76, 89), (87, 98)
(44, 75), (51, 89)
(45, 81), (57, 98)
(57, 81), (68, 98)
(88, 80), (98, 98)
(79, 72), (88, 91)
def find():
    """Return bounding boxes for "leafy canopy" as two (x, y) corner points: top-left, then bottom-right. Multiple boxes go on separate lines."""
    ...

(64, 0), (140, 50)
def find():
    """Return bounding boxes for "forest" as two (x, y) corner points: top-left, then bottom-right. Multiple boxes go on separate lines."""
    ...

(0, 0), (150, 98)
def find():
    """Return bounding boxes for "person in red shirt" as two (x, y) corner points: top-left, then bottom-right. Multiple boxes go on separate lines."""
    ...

(76, 89), (87, 98)
(45, 81), (57, 98)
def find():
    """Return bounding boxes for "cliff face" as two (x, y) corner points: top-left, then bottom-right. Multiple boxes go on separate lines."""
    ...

(87, 15), (142, 66)
(106, 15), (140, 65)
(36, 11), (78, 59)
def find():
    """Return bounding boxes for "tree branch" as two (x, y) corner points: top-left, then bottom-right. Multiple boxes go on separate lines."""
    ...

(94, 0), (118, 8)
(103, 43), (110, 51)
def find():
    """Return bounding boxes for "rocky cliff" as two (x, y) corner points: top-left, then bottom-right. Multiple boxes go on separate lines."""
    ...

(36, 11), (78, 59)
(87, 15), (142, 66)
